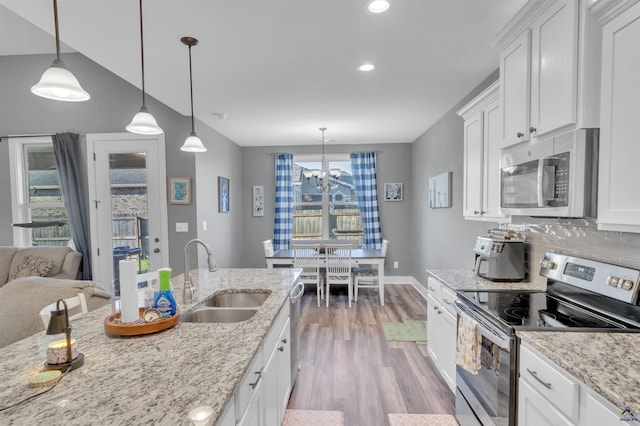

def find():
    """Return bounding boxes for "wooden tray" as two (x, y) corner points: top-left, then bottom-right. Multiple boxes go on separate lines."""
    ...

(104, 308), (180, 336)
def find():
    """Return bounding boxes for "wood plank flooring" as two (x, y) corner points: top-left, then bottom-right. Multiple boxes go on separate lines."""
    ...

(287, 284), (455, 426)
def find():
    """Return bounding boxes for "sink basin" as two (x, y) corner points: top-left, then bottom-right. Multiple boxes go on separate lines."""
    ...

(181, 308), (258, 323)
(203, 291), (270, 308)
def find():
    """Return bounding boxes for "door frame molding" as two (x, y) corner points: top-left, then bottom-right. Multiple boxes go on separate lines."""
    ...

(86, 133), (169, 289)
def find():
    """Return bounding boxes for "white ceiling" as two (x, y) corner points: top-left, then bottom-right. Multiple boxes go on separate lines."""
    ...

(0, 0), (525, 147)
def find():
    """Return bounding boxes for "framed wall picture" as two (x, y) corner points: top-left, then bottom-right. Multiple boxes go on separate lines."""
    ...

(252, 185), (264, 217)
(429, 171), (452, 208)
(384, 183), (403, 202)
(169, 177), (191, 205)
(218, 176), (230, 213)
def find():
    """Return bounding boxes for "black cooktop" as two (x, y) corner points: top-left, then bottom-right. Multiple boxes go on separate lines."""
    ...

(458, 284), (640, 331)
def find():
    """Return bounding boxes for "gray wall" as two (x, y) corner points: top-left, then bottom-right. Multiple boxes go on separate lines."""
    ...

(239, 143), (413, 275)
(411, 70), (500, 285)
(0, 52), (239, 276)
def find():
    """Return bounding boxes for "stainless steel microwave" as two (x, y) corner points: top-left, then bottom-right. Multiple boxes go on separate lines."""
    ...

(500, 128), (598, 217)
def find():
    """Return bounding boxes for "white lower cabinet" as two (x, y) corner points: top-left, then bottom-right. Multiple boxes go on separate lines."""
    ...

(426, 277), (457, 393)
(234, 304), (292, 426)
(519, 344), (621, 426)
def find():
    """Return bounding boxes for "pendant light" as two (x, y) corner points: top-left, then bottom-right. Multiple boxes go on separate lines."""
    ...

(303, 127), (342, 192)
(31, 0), (90, 102)
(126, 0), (163, 135)
(180, 36), (207, 153)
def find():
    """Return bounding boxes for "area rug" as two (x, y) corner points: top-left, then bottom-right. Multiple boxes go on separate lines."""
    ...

(388, 413), (458, 426)
(382, 320), (427, 344)
(282, 409), (344, 426)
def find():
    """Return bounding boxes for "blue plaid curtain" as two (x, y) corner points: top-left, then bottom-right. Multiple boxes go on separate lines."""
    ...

(350, 152), (382, 249)
(273, 154), (294, 250)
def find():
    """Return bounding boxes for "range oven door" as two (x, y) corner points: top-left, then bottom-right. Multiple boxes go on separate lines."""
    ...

(454, 300), (517, 426)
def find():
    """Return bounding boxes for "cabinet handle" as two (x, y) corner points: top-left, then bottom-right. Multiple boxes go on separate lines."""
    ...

(281, 338), (287, 344)
(473, 210), (481, 215)
(278, 346), (285, 352)
(442, 298), (451, 305)
(249, 370), (262, 389)
(527, 368), (552, 389)
(437, 309), (443, 315)
(529, 126), (537, 133)
(517, 131), (524, 138)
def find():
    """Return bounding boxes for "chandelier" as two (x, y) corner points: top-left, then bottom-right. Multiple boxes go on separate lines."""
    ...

(303, 127), (342, 192)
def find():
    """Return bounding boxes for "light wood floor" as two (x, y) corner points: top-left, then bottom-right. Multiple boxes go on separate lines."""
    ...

(287, 284), (455, 426)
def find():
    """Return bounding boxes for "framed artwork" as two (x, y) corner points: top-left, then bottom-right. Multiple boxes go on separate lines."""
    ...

(169, 177), (191, 205)
(384, 183), (403, 202)
(253, 185), (264, 217)
(218, 176), (230, 213)
(429, 171), (452, 208)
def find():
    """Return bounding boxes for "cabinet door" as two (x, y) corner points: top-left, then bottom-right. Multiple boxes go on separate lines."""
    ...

(441, 307), (457, 394)
(518, 379), (575, 426)
(598, 3), (640, 232)
(277, 319), (292, 422)
(583, 391), (620, 426)
(426, 293), (441, 365)
(500, 30), (531, 148)
(482, 98), (505, 219)
(530, 0), (578, 136)
(462, 111), (484, 217)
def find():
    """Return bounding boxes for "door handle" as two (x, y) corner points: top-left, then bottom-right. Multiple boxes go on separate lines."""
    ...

(153, 248), (160, 253)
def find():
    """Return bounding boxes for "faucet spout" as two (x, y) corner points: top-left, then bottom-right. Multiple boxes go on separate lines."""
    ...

(183, 239), (218, 303)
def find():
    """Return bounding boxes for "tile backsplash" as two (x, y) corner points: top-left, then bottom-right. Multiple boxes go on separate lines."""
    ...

(502, 218), (640, 287)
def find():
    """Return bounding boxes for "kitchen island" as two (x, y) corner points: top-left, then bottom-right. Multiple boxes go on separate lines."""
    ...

(0, 268), (300, 425)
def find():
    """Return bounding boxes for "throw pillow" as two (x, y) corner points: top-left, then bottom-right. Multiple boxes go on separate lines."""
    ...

(9, 256), (54, 281)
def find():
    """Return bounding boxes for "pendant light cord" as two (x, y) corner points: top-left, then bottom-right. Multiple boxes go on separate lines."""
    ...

(188, 44), (195, 133)
(138, 0), (146, 107)
(53, 0), (61, 60)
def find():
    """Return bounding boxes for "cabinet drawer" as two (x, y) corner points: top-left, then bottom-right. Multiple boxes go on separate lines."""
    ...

(235, 349), (264, 420)
(264, 304), (289, 354)
(427, 277), (442, 303)
(440, 286), (457, 315)
(519, 345), (579, 422)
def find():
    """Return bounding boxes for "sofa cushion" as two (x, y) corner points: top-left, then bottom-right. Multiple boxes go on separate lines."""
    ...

(9, 246), (73, 278)
(0, 247), (18, 286)
(9, 256), (54, 281)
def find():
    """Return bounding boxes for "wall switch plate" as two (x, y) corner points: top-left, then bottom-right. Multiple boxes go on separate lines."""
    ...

(202, 221), (207, 231)
(393, 261), (399, 269)
(176, 222), (188, 232)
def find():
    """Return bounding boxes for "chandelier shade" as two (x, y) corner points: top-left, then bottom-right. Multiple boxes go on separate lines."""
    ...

(31, 0), (90, 102)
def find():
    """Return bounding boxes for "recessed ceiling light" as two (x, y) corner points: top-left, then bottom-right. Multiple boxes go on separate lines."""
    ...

(211, 112), (228, 120)
(367, 0), (390, 14)
(357, 63), (376, 72)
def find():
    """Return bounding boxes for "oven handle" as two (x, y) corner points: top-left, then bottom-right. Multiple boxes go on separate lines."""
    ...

(453, 299), (512, 349)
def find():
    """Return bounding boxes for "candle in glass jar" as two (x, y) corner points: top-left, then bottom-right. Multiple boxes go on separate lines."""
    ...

(47, 339), (78, 364)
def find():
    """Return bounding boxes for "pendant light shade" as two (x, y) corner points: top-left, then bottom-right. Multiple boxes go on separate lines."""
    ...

(180, 36), (206, 153)
(31, 0), (90, 102)
(127, 0), (162, 135)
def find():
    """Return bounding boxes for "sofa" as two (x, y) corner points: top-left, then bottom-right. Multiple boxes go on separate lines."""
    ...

(0, 246), (112, 348)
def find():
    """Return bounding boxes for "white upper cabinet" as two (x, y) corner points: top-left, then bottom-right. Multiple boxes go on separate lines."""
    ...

(458, 81), (507, 221)
(592, 0), (640, 233)
(494, 0), (601, 149)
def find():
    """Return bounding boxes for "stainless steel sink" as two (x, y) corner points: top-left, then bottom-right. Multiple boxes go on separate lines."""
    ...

(181, 308), (258, 323)
(203, 291), (270, 308)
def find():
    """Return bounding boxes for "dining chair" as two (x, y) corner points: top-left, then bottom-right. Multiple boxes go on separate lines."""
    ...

(325, 243), (353, 307)
(39, 293), (88, 329)
(262, 239), (275, 267)
(353, 239), (389, 303)
(292, 244), (324, 306)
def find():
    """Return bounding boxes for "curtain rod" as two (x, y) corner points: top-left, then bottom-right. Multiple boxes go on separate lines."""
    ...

(267, 150), (382, 156)
(0, 133), (56, 141)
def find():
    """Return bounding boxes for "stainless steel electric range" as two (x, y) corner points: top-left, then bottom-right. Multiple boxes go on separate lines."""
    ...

(453, 252), (640, 426)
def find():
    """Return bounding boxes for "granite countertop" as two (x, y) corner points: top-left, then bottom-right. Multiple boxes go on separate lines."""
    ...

(427, 268), (547, 292)
(518, 331), (640, 415)
(0, 268), (300, 425)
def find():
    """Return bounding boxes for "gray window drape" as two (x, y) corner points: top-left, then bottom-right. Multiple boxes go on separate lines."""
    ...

(52, 132), (92, 280)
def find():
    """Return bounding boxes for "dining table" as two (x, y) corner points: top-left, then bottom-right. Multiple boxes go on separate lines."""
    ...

(265, 248), (387, 305)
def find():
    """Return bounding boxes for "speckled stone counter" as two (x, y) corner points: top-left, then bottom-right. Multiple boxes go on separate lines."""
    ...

(427, 269), (546, 291)
(0, 268), (300, 425)
(518, 331), (640, 415)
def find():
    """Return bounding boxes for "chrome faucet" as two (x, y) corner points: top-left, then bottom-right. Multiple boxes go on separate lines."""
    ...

(183, 239), (218, 303)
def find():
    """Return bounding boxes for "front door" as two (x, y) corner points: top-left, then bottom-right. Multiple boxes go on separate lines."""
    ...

(86, 133), (168, 295)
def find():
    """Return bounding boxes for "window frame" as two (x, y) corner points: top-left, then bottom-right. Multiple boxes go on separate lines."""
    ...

(8, 136), (69, 247)
(292, 153), (361, 242)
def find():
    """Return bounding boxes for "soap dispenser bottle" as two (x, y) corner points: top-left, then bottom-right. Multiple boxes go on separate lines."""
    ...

(154, 267), (177, 317)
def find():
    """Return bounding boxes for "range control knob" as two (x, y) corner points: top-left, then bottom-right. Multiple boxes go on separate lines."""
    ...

(540, 259), (556, 270)
(607, 276), (620, 287)
(622, 280), (634, 291)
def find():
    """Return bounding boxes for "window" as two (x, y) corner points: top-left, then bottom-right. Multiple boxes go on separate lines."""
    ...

(292, 154), (363, 246)
(9, 137), (72, 247)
